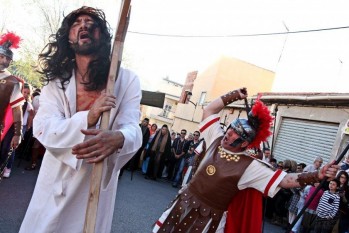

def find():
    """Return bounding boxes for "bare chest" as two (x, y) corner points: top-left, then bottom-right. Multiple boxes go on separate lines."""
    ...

(76, 84), (101, 112)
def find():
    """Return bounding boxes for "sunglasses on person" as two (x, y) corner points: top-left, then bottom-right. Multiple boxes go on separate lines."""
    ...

(193, 134), (199, 136)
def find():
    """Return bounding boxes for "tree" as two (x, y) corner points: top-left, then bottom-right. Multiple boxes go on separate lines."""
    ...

(8, 55), (42, 88)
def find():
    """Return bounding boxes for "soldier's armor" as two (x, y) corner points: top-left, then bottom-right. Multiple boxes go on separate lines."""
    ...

(0, 75), (19, 129)
(158, 137), (254, 233)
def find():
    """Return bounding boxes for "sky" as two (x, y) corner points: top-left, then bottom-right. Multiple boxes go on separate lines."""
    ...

(2, 0), (349, 92)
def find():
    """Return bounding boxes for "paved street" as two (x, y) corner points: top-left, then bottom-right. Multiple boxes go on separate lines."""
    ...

(0, 158), (284, 233)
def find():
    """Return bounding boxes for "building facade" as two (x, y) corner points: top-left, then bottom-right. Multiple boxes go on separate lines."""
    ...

(172, 55), (275, 133)
(259, 92), (349, 166)
(141, 77), (182, 130)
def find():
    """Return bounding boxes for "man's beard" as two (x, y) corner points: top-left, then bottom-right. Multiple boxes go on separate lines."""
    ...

(70, 39), (100, 55)
(0, 63), (9, 71)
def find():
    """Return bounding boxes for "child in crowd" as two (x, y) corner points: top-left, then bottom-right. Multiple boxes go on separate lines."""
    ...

(21, 83), (34, 134)
(25, 88), (45, 171)
(301, 182), (324, 233)
(290, 185), (311, 233)
(313, 179), (340, 233)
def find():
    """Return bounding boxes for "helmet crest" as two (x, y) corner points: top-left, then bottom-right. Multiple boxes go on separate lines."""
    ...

(0, 32), (21, 59)
(229, 95), (273, 149)
(247, 96), (273, 148)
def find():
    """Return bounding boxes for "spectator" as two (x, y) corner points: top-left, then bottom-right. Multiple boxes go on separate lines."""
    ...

(336, 171), (349, 233)
(17, 83), (34, 163)
(141, 123), (157, 175)
(269, 158), (278, 169)
(171, 129), (187, 188)
(301, 182), (324, 233)
(271, 159), (294, 227)
(304, 156), (323, 172)
(289, 187), (302, 227)
(340, 153), (349, 172)
(21, 83), (34, 134)
(163, 131), (177, 180)
(145, 124), (171, 180)
(186, 132), (193, 141)
(132, 118), (150, 169)
(181, 131), (202, 185)
(25, 88), (45, 171)
(291, 185), (311, 233)
(313, 179), (340, 233)
(263, 148), (272, 163)
(120, 117), (150, 177)
(297, 163), (307, 173)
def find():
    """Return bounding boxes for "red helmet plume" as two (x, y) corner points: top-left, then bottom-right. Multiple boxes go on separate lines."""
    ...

(247, 96), (273, 148)
(0, 32), (21, 59)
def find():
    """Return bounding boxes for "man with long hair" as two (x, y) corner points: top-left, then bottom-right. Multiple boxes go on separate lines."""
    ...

(20, 6), (142, 233)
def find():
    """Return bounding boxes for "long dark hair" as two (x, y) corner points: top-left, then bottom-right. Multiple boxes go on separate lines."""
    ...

(337, 170), (349, 189)
(38, 6), (112, 91)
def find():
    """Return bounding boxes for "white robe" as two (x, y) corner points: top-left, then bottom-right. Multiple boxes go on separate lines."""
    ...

(19, 68), (142, 233)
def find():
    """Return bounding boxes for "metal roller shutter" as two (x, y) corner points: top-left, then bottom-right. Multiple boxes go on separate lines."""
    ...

(273, 117), (339, 165)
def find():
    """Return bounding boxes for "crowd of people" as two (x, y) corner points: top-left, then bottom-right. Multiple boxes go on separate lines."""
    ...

(121, 117), (205, 189)
(0, 5), (345, 233)
(262, 154), (349, 233)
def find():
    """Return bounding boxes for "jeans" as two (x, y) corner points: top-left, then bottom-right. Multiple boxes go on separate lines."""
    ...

(172, 157), (185, 186)
(142, 157), (150, 174)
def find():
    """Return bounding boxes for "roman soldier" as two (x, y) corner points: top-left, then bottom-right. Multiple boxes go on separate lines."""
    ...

(153, 87), (338, 233)
(0, 32), (24, 178)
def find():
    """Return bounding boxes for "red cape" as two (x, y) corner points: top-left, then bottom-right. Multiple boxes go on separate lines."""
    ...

(225, 188), (263, 233)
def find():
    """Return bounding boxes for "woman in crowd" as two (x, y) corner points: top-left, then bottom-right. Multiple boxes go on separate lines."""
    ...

(336, 171), (349, 233)
(142, 123), (158, 174)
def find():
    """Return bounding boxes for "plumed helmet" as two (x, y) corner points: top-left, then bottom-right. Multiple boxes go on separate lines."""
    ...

(229, 96), (273, 149)
(0, 32), (21, 60)
(230, 118), (256, 143)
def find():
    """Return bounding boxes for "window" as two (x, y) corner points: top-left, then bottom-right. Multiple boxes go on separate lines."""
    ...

(160, 104), (172, 118)
(198, 92), (207, 106)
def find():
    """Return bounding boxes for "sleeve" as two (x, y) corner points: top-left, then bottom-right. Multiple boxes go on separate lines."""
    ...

(106, 69), (142, 171)
(198, 114), (223, 148)
(10, 81), (25, 108)
(32, 95), (41, 113)
(194, 140), (204, 155)
(238, 160), (287, 198)
(33, 81), (89, 170)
